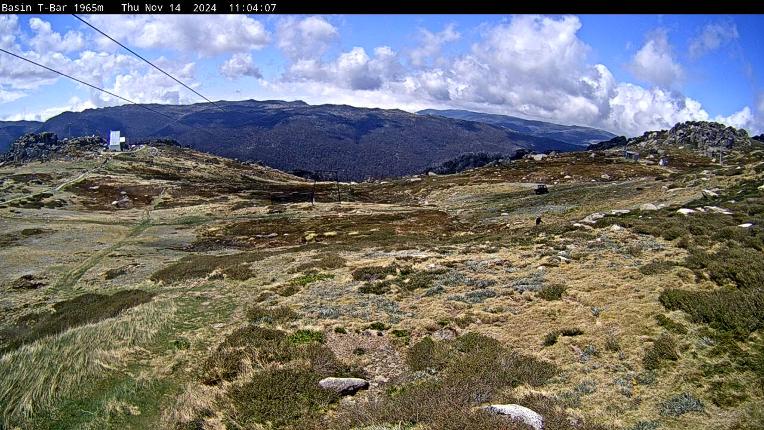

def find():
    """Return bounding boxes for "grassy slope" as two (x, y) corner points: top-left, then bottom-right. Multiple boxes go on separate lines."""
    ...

(1, 145), (763, 429)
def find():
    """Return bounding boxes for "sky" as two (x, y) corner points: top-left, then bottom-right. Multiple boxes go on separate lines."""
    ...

(0, 14), (763, 136)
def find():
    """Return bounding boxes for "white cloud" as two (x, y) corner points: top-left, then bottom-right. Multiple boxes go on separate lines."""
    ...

(2, 96), (96, 121)
(689, 21), (739, 59)
(0, 87), (25, 104)
(276, 16), (338, 61)
(409, 23), (460, 67)
(87, 15), (269, 56)
(108, 59), (198, 106)
(605, 84), (709, 135)
(714, 106), (754, 131)
(220, 53), (262, 79)
(29, 17), (84, 53)
(629, 29), (683, 88)
(0, 15), (19, 49)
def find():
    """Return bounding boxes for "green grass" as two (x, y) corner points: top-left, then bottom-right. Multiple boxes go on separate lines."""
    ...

(289, 272), (335, 287)
(0, 290), (154, 354)
(0, 300), (174, 428)
(289, 329), (325, 345)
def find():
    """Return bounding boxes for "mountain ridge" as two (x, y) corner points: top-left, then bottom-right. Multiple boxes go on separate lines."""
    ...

(418, 108), (616, 147)
(1, 100), (587, 180)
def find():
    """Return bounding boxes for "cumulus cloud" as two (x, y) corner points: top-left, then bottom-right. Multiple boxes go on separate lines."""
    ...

(29, 17), (84, 53)
(0, 15), (19, 49)
(220, 53), (262, 79)
(689, 21), (739, 59)
(87, 15), (269, 56)
(108, 58), (198, 106)
(714, 106), (754, 131)
(284, 45), (403, 91)
(409, 23), (460, 67)
(1, 14), (758, 137)
(629, 29), (683, 88)
(276, 16), (338, 61)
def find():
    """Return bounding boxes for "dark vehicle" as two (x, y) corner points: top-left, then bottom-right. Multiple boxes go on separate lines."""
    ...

(535, 184), (549, 195)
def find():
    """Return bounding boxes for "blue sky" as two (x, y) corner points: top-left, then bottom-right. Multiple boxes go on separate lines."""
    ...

(0, 14), (762, 135)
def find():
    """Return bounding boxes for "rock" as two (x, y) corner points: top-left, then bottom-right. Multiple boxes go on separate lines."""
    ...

(581, 212), (605, 224)
(531, 154), (547, 161)
(564, 175), (572, 179)
(432, 327), (458, 341)
(610, 224), (623, 232)
(677, 208), (696, 216)
(702, 189), (719, 198)
(609, 209), (630, 215)
(640, 203), (658, 211)
(8, 274), (45, 289)
(484, 404), (544, 430)
(758, 184), (764, 191)
(738, 223), (754, 228)
(705, 206), (733, 215)
(304, 232), (318, 242)
(256, 232), (278, 239)
(600, 174), (610, 180)
(323, 231), (338, 237)
(318, 377), (369, 396)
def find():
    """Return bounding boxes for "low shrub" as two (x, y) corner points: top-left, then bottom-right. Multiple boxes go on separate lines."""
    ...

(659, 287), (764, 338)
(643, 333), (679, 370)
(656, 314), (687, 334)
(537, 283), (566, 301)
(660, 393), (705, 416)
(246, 304), (298, 325)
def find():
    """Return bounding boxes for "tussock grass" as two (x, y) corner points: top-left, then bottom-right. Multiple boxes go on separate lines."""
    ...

(0, 300), (174, 427)
(1, 290), (154, 353)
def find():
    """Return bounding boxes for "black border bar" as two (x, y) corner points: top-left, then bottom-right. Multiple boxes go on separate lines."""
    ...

(1, 0), (763, 14)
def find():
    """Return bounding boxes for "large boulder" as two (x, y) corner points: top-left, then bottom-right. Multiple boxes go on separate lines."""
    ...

(318, 377), (369, 396)
(483, 404), (544, 429)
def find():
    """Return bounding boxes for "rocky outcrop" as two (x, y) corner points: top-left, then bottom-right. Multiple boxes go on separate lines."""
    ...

(318, 377), (369, 395)
(589, 121), (752, 153)
(1, 133), (106, 164)
(664, 121), (750, 150)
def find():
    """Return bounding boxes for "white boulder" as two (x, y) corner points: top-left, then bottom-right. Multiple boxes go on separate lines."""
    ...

(484, 404), (544, 430)
(318, 377), (369, 396)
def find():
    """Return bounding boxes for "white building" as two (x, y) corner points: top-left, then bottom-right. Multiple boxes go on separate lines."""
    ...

(108, 130), (125, 151)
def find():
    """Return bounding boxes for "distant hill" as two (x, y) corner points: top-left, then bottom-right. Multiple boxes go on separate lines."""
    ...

(0, 121), (42, 153)
(3, 100), (585, 180)
(418, 109), (616, 147)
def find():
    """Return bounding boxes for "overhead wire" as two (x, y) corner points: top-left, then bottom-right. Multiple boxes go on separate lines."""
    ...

(72, 14), (225, 112)
(0, 47), (215, 136)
